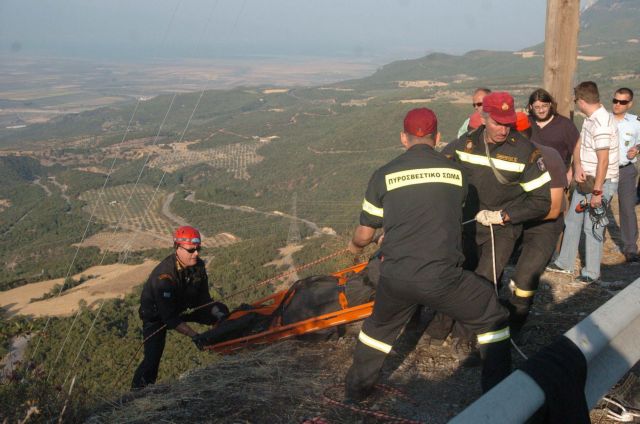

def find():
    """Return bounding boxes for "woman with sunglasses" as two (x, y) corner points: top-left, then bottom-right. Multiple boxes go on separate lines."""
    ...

(132, 225), (229, 389)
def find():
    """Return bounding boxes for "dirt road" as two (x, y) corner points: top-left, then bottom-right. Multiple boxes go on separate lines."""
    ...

(185, 191), (323, 235)
(161, 192), (189, 227)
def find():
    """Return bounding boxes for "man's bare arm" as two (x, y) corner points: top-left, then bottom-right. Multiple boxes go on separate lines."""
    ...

(544, 187), (565, 220)
(590, 148), (609, 208)
(175, 322), (198, 338)
(348, 225), (376, 254)
(573, 138), (585, 183)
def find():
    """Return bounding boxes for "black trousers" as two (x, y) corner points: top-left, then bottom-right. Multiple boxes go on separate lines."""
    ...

(509, 217), (564, 332)
(619, 164), (639, 254)
(475, 223), (523, 285)
(425, 223), (522, 343)
(345, 271), (511, 397)
(131, 321), (167, 389)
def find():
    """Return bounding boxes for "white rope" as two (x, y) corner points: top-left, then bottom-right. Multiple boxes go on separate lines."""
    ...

(601, 395), (640, 422)
(59, 301), (105, 389)
(34, 0), (197, 387)
(488, 223), (528, 360)
(46, 309), (82, 383)
(54, 0), (245, 401)
(29, 99), (141, 362)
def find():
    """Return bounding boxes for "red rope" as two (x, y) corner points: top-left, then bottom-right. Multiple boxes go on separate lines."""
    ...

(323, 384), (424, 424)
(223, 248), (350, 300)
(300, 418), (330, 424)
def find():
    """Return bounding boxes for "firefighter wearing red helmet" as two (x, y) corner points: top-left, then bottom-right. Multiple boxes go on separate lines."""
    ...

(132, 226), (229, 389)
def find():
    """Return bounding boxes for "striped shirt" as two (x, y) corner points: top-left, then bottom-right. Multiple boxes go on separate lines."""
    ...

(580, 105), (619, 181)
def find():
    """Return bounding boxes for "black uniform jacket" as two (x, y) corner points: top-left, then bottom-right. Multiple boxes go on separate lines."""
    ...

(443, 127), (552, 224)
(139, 254), (215, 329)
(360, 144), (467, 283)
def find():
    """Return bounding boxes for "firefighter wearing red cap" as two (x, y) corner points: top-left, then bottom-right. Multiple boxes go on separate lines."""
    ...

(425, 102), (553, 347)
(132, 226), (229, 389)
(443, 92), (552, 286)
(345, 108), (511, 401)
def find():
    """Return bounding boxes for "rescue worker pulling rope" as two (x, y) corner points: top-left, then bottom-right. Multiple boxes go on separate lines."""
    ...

(131, 226), (229, 389)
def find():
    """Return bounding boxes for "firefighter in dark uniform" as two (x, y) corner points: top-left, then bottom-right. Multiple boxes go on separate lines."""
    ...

(426, 94), (553, 348)
(443, 92), (552, 286)
(131, 226), (229, 389)
(345, 108), (511, 401)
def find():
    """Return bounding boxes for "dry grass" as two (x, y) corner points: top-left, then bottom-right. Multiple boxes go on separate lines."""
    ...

(86, 340), (362, 424)
(0, 198), (11, 212)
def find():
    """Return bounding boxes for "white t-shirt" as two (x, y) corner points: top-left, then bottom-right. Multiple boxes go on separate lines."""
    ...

(580, 105), (619, 182)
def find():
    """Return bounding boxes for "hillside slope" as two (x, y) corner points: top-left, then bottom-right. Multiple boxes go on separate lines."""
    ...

(86, 263), (635, 423)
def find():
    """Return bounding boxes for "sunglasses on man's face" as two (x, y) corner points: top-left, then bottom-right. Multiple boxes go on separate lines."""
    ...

(472, 102), (483, 108)
(181, 246), (201, 254)
(612, 98), (631, 105)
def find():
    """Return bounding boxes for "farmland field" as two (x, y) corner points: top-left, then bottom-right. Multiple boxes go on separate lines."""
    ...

(79, 184), (174, 235)
(78, 185), (240, 252)
(148, 140), (265, 179)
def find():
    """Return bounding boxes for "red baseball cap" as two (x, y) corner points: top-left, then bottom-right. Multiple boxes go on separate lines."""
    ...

(403, 108), (437, 137)
(482, 92), (517, 125)
(468, 111), (483, 130)
(515, 112), (531, 132)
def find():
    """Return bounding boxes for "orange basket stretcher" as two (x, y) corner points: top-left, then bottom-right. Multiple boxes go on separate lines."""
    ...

(204, 262), (373, 354)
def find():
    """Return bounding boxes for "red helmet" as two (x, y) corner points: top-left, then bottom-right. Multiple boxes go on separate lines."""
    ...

(173, 226), (201, 246)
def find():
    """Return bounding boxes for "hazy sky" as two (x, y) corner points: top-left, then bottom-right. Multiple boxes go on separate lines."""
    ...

(0, 0), (586, 62)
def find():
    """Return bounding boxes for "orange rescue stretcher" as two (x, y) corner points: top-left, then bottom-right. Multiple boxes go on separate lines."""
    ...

(204, 262), (373, 354)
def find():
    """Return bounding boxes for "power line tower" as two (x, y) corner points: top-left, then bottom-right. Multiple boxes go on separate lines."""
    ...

(287, 192), (301, 245)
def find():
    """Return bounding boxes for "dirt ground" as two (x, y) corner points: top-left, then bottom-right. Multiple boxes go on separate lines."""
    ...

(86, 199), (640, 424)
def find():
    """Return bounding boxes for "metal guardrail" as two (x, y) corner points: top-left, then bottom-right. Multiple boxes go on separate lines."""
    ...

(450, 277), (640, 424)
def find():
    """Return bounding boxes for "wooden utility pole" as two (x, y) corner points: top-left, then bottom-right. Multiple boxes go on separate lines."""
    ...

(543, 0), (580, 117)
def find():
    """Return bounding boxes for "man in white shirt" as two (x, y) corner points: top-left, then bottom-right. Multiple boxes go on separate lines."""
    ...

(611, 87), (640, 262)
(547, 81), (619, 283)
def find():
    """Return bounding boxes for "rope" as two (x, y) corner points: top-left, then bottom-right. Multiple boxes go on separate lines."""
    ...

(222, 247), (350, 301)
(46, 309), (82, 383)
(488, 223), (528, 361)
(116, 323), (168, 387)
(59, 302), (106, 389)
(29, 99), (142, 363)
(601, 395), (640, 422)
(323, 384), (424, 424)
(47, 0), (231, 397)
(40, 0), (222, 401)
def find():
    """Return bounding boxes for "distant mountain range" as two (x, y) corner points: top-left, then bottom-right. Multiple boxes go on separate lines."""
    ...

(345, 0), (640, 93)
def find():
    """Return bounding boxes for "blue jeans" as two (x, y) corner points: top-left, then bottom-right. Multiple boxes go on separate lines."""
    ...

(554, 179), (618, 280)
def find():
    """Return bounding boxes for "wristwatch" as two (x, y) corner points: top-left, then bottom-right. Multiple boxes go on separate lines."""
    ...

(592, 189), (603, 196)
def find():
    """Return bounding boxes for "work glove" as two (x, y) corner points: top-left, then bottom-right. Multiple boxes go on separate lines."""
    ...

(475, 210), (503, 226)
(192, 334), (206, 351)
(211, 302), (230, 322)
